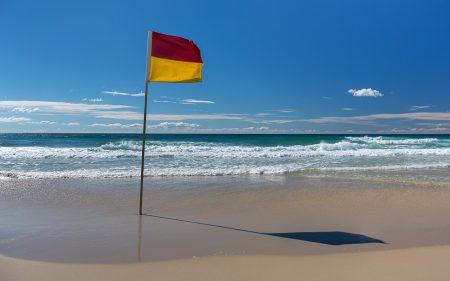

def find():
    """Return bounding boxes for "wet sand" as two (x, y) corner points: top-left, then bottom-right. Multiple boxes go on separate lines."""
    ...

(1, 175), (450, 279)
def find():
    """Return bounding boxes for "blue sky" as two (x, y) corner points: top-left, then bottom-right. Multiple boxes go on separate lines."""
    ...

(1, 0), (450, 133)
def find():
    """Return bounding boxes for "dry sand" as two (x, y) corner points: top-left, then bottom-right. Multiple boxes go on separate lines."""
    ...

(2, 246), (450, 281)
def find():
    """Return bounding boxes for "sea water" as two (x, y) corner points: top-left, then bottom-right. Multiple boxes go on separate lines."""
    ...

(1, 134), (450, 181)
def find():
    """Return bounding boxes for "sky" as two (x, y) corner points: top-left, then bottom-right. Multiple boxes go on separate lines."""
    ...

(1, 0), (450, 134)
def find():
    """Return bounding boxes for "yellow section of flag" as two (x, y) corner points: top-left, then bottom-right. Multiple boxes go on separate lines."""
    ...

(149, 57), (203, 83)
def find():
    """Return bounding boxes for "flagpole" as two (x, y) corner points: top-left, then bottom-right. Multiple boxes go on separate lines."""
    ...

(139, 31), (152, 216)
(139, 81), (149, 215)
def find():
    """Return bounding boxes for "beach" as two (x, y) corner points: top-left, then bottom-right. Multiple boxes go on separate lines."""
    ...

(3, 0), (450, 278)
(3, 246), (450, 281)
(2, 134), (450, 280)
(2, 175), (450, 280)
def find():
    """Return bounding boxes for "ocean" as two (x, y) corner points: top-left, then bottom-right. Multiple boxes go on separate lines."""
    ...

(1, 134), (450, 181)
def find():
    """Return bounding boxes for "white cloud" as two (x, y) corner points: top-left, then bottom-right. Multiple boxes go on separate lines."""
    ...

(247, 119), (294, 124)
(410, 105), (432, 111)
(225, 126), (270, 132)
(102, 91), (144, 97)
(89, 123), (142, 128)
(64, 122), (80, 126)
(148, 114), (242, 121)
(194, 126), (273, 133)
(11, 107), (39, 113)
(416, 122), (450, 127)
(153, 100), (178, 104)
(377, 127), (450, 134)
(306, 112), (450, 124)
(347, 88), (383, 97)
(148, 122), (200, 130)
(0, 102), (273, 133)
(0, 101), (131, 113)
(0, 100), (135, 121)
(0, 101), (249, 122)
(342, 108), (355, 111)
(102, 91), (130, 96)
(181, 99), (215, 104)
(91, 110), (142, 120)
(152, 98), (215, 105)
(92, 111), (244, 121)
(83, 98), (103, 102)
(26, 120), (56, 125)
(276, 108), (295, 113)
(0, 116), (31, 123)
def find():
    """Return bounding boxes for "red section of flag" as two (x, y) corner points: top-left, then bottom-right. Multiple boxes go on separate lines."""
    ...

(151, 32), (203, 63)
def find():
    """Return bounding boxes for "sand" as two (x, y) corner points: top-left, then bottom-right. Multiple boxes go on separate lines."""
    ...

(2, 246), (450, 281)
(1, 176), (450, 280)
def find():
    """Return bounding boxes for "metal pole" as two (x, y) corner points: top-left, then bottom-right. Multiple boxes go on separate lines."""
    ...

(137, 214), (142, 261)
(139, 81), (149, 215)
(139, 31), (152, 216)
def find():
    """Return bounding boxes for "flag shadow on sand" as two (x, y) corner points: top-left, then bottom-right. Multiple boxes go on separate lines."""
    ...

(142, 214), (385, 246)
(268, 231), (385, 245)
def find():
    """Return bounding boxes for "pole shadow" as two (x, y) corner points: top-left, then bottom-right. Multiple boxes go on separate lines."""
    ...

(141, 214), (386, 246)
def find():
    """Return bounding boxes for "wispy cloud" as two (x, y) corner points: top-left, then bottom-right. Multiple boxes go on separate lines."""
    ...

(153, 100), (178, 104)
(89, 123), (142, 128)
(0, 100), (248, 122)
(0, 100), (134, 120)
(409, 105), (432, 111)
(0, 116), (31, 123)
(11, 107), (40, 113)
(378, 127), (450, 134)
(26, 120), (56, 125)
(92, 111), (245, 121)
(348, 88), (383, 97)
(91, 110), (142, 120)
(102, 90), (144, 97)
(275, 108), (296, 113)
(147, 114), (243, 121)
(102, 91), (130, 96)
(247, 119), (294, 124)
(181, 99), (215, 105)
(83, 98), (103, 102)
(223, 126), (270, 132)
(342, 107), (355, 111)
(148, 122), (200, 130)
(306, 112), (450, 124)
(0, 100), (132, 113)
(191, 126), (275, 134)
(152, 98), (215, 105)
(64, 122), (80, 126)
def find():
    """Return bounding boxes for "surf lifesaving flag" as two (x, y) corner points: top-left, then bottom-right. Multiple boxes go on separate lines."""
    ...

(146, 31), (203, 83)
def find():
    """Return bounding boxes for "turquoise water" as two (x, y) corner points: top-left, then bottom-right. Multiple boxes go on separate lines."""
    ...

(1, 134), (450, 179)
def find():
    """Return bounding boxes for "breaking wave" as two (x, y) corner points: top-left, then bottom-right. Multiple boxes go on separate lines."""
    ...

(2, 135), (450, 178)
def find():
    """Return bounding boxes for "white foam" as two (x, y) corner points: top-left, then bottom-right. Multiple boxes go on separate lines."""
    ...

(345, 136), (439, 145)
(3, 160), (450, 179)
(2, 138), (450, 178)
(2, 140), (450, 160)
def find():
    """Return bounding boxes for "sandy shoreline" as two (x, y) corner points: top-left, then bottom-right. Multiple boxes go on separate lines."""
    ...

(1, 176), (450, 279)
(3, 245), (450, 281)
